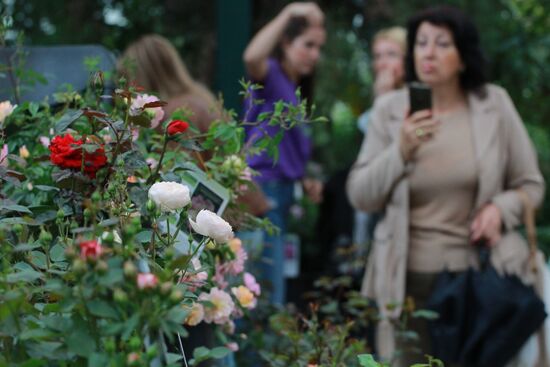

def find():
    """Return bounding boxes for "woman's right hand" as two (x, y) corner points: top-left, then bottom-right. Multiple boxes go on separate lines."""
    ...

(399, 110), (440, 161)
(283, 2), (324, 26)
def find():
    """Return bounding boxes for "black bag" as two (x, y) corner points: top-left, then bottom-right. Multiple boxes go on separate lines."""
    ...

(426, 246), (547, 367)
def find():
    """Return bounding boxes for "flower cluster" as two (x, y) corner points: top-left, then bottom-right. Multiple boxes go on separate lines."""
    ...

(49, 134), (107, 178)
(182, 236), (261, 329)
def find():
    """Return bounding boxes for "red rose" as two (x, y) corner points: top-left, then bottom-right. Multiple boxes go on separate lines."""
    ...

(79, 240), (103, 259)
(49, 134), (107, 178)
(167, 120), (189, 136)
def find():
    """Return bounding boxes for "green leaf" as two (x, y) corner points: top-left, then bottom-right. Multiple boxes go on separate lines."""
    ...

(87, 299), (119, 319)
(54, 109), (83, 133)
(412, 309), (439, 320)
(210, 346), (230, 359)
(26, 341), (64, 359)
(98, 267), (123, 287)
(88, 352), (110, 367)
(120, 150), (147, 171)
(20, 359), (47, 367)
(49, 244), (65, 262)
(66, 325), (96, 357)
(35, 185), (60, 192)
(358, 354), (381, 367)
(30, 251), (47, 270)
(135, 230), (153, 243)
(13, 242), (42, 252)
(192, 346), (210, 363)
(165, 353), (184, 364)
(28, 102), (39, 117)
(42, 315), (72, 333)
(122, 313), (140, 340)
(0, 217), (40, 226)
(0, 203), (32, 214)
(81, 143), (101, 153)
(98, 217), (119, 227)
(35, 210), (58, 224)
(166, 306), (188, 324)
(55, 109), (83, 133)
(128, 113), (151, 127)
(168, 254), (191, 271)
(5, 269), (43, 283)
(19, 328), (56, 340)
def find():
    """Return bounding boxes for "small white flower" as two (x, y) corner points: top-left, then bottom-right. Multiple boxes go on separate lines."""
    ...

(148, 181), (191, 212)
(189, 209), (233, 244)
(0, 101), (16, 124)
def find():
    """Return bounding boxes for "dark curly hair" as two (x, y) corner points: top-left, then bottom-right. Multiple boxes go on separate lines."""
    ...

(405, 5), (487, 96)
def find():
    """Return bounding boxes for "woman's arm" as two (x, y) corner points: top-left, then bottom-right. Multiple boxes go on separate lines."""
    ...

(491, 87), (545, 231)
(346, 98), (408, 212)
(242, 2), (324, 81)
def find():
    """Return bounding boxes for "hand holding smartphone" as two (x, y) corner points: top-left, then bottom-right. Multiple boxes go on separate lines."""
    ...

(399, 82), (438, 161)
(409, 82), (432, 114)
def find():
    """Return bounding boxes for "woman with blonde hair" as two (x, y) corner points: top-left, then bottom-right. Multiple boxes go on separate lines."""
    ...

(119, 34), (219, 132)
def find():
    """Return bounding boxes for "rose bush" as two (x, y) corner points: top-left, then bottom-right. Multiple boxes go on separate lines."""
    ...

(0, 74), (317, 367)
(0, 20), (324, 365)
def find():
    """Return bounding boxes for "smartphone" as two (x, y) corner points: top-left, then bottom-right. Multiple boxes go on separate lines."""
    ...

(409, 82), (432, 114)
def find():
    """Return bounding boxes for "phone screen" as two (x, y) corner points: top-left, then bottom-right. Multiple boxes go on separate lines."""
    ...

(409, 82), (432, 114)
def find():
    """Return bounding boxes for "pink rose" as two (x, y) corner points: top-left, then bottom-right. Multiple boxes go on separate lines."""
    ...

(244, 272), (261, 296)
(137, 273), (158, 289)
(199, 287), (235, 325)
(226, 342), (239, 352)
(130, 94), (165, 128)
(39, 136), (51, 148)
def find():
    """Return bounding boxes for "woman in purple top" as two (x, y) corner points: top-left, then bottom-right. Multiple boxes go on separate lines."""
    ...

(242, 2), (325, 304)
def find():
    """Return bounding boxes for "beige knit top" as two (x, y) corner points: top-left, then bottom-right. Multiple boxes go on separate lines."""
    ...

(408, 107), (478, 272)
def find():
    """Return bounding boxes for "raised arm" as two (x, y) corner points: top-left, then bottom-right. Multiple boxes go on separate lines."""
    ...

(242, 2), (324, 81)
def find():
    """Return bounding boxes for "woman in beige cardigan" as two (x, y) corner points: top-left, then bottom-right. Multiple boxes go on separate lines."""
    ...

(346, 6), (544, 365)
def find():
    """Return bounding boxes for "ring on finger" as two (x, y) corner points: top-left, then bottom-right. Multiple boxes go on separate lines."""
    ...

(415, 128), (425, 137)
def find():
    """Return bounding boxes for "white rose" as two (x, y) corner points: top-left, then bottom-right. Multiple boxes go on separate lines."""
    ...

(189, 209), (233, 244)
(148, 182), (191, 212)
(0, 101), (16, 124)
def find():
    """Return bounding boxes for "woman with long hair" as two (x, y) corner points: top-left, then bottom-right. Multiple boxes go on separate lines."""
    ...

(119, 34), (219, 133)
(242, 2), (325, 305)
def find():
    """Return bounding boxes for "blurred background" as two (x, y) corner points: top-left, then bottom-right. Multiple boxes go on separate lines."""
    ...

(2, 0), (549, 275)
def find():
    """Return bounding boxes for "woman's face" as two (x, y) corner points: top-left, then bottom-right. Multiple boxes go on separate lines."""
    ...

(414, 22), (464, 87)
(372, 38), (405, 82)
(283, 25), (326, 76)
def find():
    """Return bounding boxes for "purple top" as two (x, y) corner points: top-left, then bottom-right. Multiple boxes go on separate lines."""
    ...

(243, 58), (311, 182)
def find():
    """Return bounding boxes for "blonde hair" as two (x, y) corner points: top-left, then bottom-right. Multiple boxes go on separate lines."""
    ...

(119, 34), (216, 108)
(372, 26), (407, 53)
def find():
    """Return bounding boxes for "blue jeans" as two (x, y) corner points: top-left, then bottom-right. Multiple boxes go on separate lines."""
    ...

(259, 180), (294, 305)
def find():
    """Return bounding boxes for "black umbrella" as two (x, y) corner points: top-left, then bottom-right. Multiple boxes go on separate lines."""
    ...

(427, 247), (546, 367)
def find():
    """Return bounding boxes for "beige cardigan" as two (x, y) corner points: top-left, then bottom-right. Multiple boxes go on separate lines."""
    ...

(346, 84), (545, 359)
